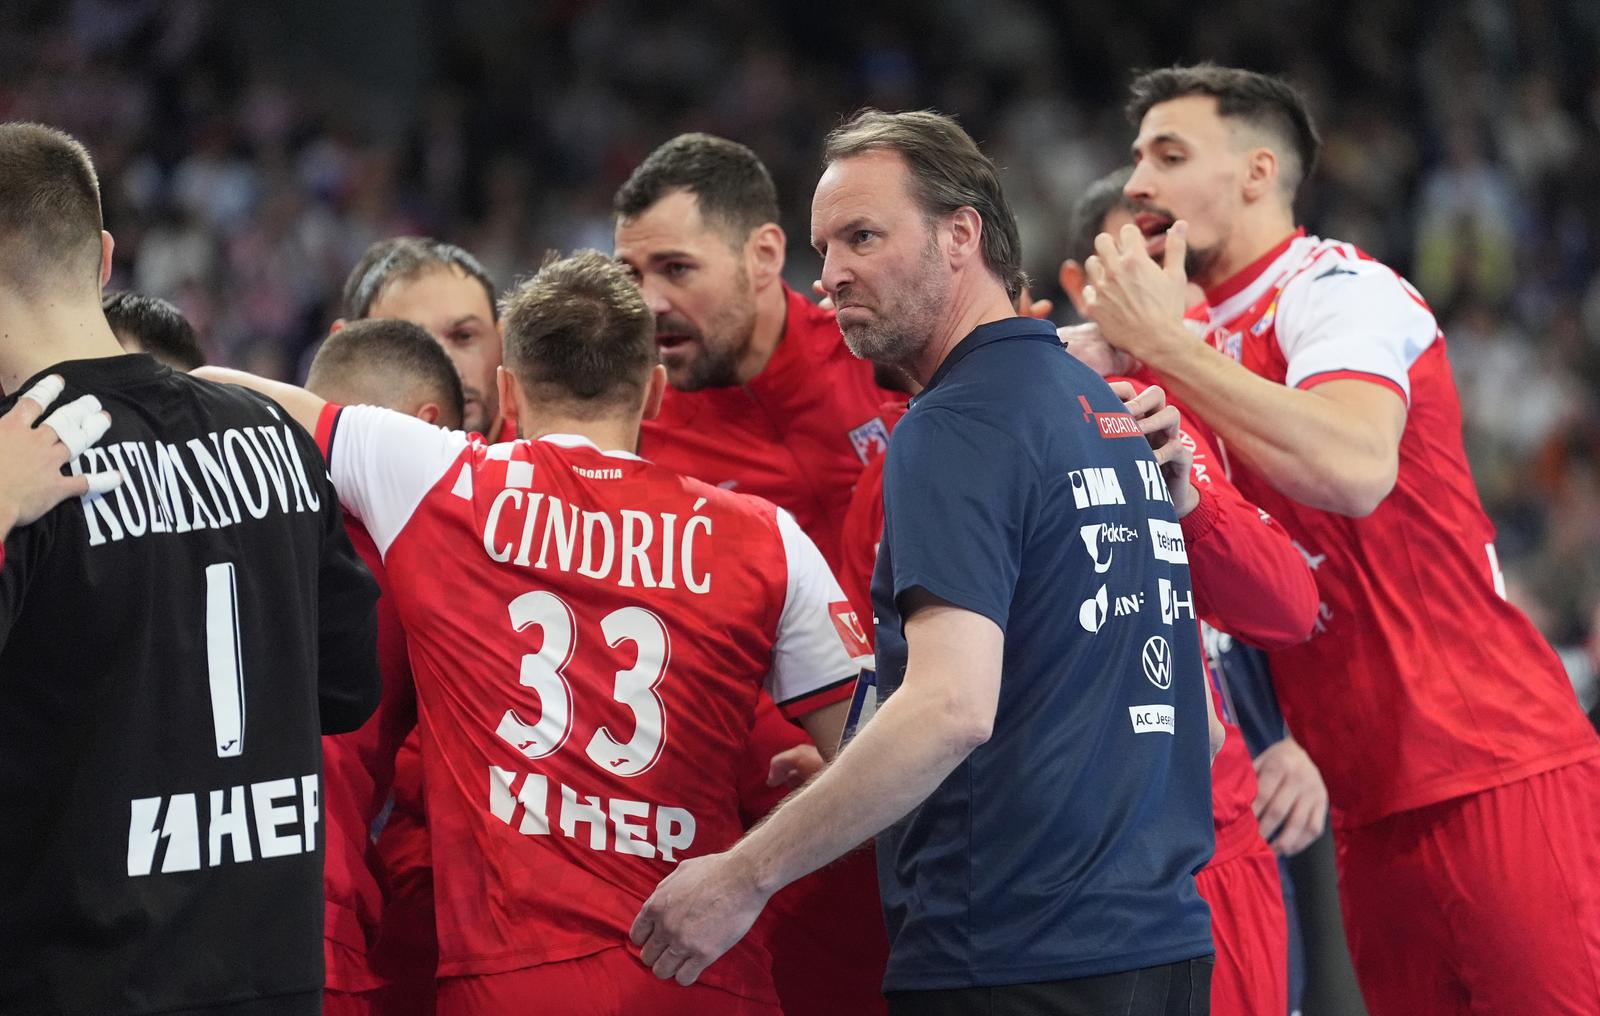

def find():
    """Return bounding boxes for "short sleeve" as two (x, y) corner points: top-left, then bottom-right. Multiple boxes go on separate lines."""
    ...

(1275, 254), (1438, 404)
(320, 404), (472, 556)
(881, 407), (1032, 632)
(766, 509), (870, 718)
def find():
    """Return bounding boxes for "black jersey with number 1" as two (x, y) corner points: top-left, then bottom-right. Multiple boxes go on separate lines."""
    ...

(0, 354), (380, 1016)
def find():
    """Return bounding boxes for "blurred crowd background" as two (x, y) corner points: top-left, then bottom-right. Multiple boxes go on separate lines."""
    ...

(4, 0), (1597, 688)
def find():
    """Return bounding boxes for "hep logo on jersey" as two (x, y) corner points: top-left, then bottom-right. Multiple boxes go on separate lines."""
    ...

(829, 601), (872, 657)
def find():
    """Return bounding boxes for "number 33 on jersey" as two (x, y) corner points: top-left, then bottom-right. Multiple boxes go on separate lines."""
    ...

(315, 405), (867, 989)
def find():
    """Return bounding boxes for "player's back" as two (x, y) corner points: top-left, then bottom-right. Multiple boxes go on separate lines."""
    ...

(0, 354), (379, 1016)
(324, 407), (859, 1004)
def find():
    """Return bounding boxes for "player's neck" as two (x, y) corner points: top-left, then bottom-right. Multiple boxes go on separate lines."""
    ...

(521, 414), (640, 457)
(908, 276), (1016, 387)
(732, 279), (788, 386)
(0, 289), (126, 394)
(1198, 208), (1299, 293)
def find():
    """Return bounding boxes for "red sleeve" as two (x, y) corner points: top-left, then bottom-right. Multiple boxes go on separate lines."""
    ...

(1179, 413), (1320, 649)
(314, 401), (343, 462)
(836, 454), (886, 646)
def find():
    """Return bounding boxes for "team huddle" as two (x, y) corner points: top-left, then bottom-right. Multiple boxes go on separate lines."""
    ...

(2, 62), (1598, 1016)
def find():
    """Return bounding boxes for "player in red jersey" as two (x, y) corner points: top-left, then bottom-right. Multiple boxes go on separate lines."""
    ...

(301, 320), (465, 1016)
(338, 236), (511, 442)
(208, 250), (866, 1016)
(614, 133), (901, 572)
(615, 132), (894, 1016)
(1079, 64), (1600, 1015)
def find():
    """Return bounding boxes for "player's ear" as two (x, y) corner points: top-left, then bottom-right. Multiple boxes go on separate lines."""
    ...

(1059, 260), (1089, 317)
(747, 223), (786, 287)
(1242, 146), (1279, 203)
(99, 231), (114, 289)
(640, 363), (667, 421)
(328, 319), (347, 335)
(497, 365), (522, 433)
(415, 402), (442, 426)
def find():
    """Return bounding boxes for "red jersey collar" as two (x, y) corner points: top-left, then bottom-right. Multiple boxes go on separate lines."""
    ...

(1203, 228), (1305, 306)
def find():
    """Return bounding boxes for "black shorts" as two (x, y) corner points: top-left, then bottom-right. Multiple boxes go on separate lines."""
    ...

(885, 957), (1214, 1016)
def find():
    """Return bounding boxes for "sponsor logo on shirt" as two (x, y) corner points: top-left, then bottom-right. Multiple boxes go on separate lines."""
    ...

(1078, 584), (1145, 633)
(848, 417), (891, 463)
(1077, 395), (1142, 439)
(1159, 577), (1195, 625)
(1079, 523), (1138, 574)
(1136, 459), (1171, 504)
(128, 774), (320, 876)
(1129, 704), (1176, 734)
(1068, 467), (1125, 509)
(488, 767), (696, 862)
(828, 600), (872, 657)
(1148, 519), (1188, 564)
(1142, 635), (1173, 689)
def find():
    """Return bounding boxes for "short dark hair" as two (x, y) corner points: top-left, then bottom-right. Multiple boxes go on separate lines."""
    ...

(1127, 64), (1320, 193)
(1068, 167), (1135, 264)
(500, 250), (655, 418)
(342, 237), (498, 322)
(306, 318), (466, 429)
(102, 291), (205, 370)
(823, 109), (1026, 300)
(0, 122), (103, 295)
(612, 133), (780, 243)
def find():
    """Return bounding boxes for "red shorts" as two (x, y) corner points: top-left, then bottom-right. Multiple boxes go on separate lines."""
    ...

(1195, 824), (1288, 1016)
(1335, 756), (1600, 1015)
(435, 948), (783, 1016)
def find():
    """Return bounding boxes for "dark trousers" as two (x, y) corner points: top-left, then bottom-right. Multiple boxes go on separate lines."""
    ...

(886, 957), (1214, 1016)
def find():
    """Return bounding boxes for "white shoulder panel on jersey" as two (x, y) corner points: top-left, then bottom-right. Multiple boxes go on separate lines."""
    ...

(328, 405), (472, 556)
(767, 508), (871, 709)
(1274, 247), (1438, 404)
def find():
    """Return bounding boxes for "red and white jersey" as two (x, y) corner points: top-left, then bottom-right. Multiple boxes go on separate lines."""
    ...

(1202, 230), (1599, 825)
(314, 405), (868, 1001)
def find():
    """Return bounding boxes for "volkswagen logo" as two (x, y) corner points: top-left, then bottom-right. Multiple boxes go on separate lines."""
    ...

(1142, 635), (1172, 689)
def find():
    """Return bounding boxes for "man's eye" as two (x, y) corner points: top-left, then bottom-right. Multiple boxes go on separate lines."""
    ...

(853, 230), (874, 245)
(449, 330), (474, 345)
(1163, 153), (1185, 165)
(663, 262), (691, 278)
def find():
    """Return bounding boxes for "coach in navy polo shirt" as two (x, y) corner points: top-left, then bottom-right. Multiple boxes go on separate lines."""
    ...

(633, 109), (1215, 1016)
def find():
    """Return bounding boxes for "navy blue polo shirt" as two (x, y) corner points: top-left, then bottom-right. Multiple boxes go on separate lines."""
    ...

(870, 316), (1215, 991)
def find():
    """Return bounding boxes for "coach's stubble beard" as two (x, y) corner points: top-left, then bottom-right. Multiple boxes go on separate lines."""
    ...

(840, 238), (952, 373)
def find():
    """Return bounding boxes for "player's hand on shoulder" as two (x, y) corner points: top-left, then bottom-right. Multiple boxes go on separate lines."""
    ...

(1252, 736), (1328, 856)
(1111, 382), (1198, 517)
(0, 374), (121, 538)
(631, 849), (770, 986)
(1059, 323), (1134, 378)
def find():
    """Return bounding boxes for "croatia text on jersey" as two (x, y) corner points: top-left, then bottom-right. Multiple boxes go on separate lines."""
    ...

(69, 421), (323, 546)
